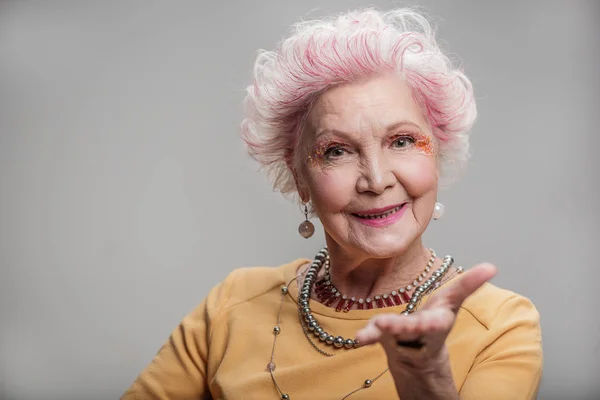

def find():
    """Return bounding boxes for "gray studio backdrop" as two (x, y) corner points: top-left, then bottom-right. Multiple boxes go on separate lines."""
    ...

(1, 1), (598, 399)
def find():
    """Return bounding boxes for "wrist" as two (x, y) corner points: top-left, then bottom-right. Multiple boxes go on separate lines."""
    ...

(389, 348), (458, 400)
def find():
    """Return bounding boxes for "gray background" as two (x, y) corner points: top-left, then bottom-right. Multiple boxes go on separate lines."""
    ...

(1, 0), (598, 399)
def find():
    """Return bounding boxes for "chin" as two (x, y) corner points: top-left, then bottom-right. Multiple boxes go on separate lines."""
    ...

(356, 232), (418, 258)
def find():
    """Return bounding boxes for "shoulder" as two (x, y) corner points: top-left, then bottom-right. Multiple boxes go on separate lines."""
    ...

(205, 258), (308, 312)
(459, 282), (541, 331)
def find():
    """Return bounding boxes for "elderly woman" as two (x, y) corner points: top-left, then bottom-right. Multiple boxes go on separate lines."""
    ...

(123, 8), (542, 400)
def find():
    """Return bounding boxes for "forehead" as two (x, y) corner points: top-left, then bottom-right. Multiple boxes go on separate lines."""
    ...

(307, 74), (430, 134)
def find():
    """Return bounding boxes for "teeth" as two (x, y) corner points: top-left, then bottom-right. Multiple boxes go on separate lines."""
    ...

(356, 206), (402, 219)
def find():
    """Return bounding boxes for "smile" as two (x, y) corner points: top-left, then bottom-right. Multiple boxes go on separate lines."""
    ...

(351, 203), (408, 227)
(353, 205), (403, 219)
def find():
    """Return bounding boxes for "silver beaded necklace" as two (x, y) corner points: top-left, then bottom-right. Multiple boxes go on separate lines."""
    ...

(266, 247), (456, 399)
(317, 249), (437, 312)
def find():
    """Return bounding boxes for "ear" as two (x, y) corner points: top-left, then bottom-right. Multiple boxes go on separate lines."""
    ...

(292, 168), (310, 204)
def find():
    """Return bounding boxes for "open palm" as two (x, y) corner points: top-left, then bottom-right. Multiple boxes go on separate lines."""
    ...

(356, 263), (498, 369)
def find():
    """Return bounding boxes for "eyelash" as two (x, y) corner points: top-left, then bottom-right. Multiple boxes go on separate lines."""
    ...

(390, 135), (417, 148)
(323, 145), (347, 158)
(322, 135), (417, 158)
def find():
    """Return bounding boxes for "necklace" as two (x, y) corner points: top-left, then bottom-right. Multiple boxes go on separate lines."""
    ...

(267, 247), (456, 399)
(316, 249), (437, 312)
(300, 248), (454, 350)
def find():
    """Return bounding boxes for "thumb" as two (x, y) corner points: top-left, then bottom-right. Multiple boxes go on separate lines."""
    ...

(432, 263), (497, 313)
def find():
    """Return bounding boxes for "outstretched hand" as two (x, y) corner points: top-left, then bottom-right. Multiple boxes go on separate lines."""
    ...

(356, 263), (497, 370)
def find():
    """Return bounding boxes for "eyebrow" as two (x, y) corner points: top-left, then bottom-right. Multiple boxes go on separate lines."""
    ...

(314, 120), (426, 139)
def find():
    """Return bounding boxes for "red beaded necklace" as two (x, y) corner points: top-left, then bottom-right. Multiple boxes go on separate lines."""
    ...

(314, 249), (437, 312)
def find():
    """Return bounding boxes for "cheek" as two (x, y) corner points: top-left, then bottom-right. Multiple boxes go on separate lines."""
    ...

(306, 169), (355, 212)
(395, 156), (438, 197)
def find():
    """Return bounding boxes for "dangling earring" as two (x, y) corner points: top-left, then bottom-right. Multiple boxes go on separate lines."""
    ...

(298, 203), (315, 238)
(432, 201), (445, 220)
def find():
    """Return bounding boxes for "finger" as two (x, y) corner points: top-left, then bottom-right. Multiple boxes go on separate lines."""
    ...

(412, 307), (454, 334)
(377, 311), (454, 357)
(433, 263), (497, 312)
(411, 308), (455, 350)
(372, 314), (421, 339)
(374, 308), (453, 338)
(355, 319), (384, 345)
(356, 317), (415, 347)
(356, 313), (417, 345)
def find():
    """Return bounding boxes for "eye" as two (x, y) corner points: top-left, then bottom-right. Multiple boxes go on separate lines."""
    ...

(324, 146), (346, 158)
(392, 136), (416, 148)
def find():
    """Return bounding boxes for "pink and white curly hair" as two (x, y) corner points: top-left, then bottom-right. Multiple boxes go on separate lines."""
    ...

(241, 8), (477, 197)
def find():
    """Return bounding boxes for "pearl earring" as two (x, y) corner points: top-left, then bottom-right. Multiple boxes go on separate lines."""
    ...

(433, 202), (445, 220)
(298, 203), (315, 238)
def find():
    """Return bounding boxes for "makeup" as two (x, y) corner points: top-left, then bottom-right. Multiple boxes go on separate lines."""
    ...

(414, 135), (434, 156)
(306, 131), (434, 167)
(350, 203), (408, 227)
(307, 140), (347, 166)
(389, 131), (435, 156)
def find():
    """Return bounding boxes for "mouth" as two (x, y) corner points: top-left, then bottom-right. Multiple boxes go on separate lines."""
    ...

(351, 203), (407, 220)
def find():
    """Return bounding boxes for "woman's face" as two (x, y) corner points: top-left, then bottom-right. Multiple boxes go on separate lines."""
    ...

(299, 74), (438, 257)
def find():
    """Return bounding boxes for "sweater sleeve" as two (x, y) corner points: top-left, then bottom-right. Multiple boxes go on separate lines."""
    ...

(121, 273), (235, 400)
(459, 295), (543, 400)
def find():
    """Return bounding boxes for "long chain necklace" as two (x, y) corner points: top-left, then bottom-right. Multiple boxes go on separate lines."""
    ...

(267, 247), (457, 399)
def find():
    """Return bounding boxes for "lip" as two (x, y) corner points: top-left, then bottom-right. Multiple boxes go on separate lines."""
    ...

(354, 203), (406, 215)
(351, 203), (408, 228)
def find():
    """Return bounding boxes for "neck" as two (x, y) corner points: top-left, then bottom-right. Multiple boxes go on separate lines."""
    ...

(322, 236), (436, 300)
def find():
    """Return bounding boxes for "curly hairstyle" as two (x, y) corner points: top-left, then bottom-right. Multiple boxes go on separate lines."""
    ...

(241, 8), (477, 198)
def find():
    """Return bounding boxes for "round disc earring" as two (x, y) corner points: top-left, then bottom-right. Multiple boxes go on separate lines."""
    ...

(432, 202), (445, 220)
(298, 203), (315, 238)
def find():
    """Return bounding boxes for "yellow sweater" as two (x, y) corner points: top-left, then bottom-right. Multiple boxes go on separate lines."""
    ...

(123, 259), (543, 399)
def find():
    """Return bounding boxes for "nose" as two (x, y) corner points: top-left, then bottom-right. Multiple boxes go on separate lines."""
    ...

(355, 152), (396, 195)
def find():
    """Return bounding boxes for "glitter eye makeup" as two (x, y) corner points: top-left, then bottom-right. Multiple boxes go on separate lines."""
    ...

(414, 135), (434, 156)
(389, 131), (435, 156)
(307, 140), (348, 166)
(306, 130), (434, 167)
